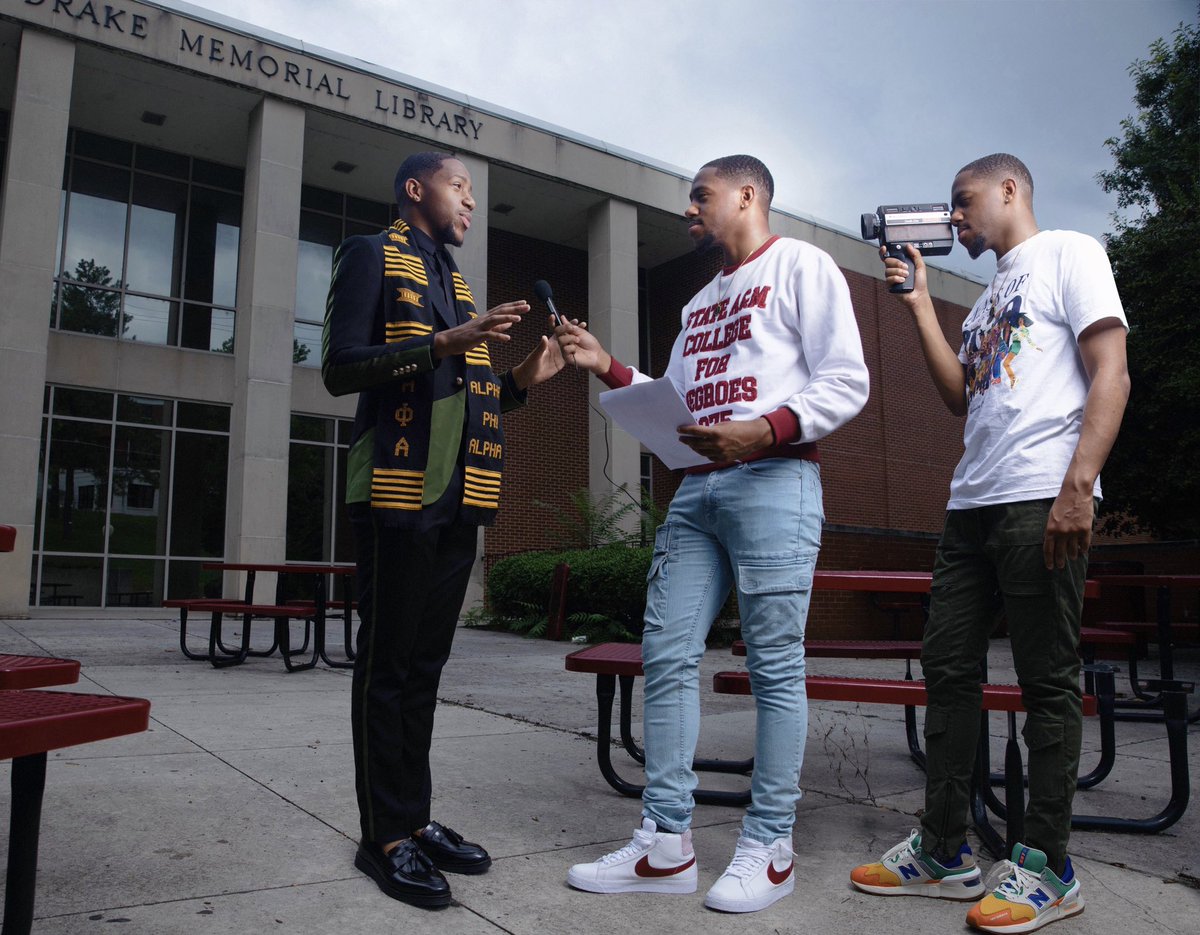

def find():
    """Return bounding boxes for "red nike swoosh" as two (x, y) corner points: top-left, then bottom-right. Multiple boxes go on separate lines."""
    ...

(635, 855), (696, 878)
(768, 861), (793, 885)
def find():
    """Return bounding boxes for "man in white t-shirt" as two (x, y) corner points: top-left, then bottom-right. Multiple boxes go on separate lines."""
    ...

(850, 154), (1130, 934)
(559, 155), (869, 913)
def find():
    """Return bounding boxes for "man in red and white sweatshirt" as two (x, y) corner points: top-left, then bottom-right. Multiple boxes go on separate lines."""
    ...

(561, 154), (869, 913)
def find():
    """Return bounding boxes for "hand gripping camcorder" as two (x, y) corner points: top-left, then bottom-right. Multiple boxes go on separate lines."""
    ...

(860, 204), (954, 293)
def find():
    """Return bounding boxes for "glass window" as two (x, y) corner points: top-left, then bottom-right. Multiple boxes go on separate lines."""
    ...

(42, 419), (112, 554)
(286, 414), (351, 565)
(185, 186), (241, 306)
(193, 158), (243, 192)
(109, 424), (169, 556)
(40, 556), (102, 607)
(291, 414), (334, 443)
(32, 387), (231, 606)
(135, 146), (189, 179)
(333, 444), (352, 561)
(296, 240), (335, 324)
(62, 161), (129, 289)
(127, 173), (186, 297)
(53, 387), (113, 420)
(124, 295), (175, 346)
(53, 191), (65, 278)
(58, 283), (123, 338)
(105, 557), (163, 607)
(74, 130), (132, 165)
(53, 132), (243, 352)
(180, 304), (235, 354)
(118, 395), (172, 427)
(293, 188), (391, 369)
(346, 195), (390, 227)
(344, 219), (382, 238)
(301, 184), (341, 214)
(177, 401), (229, 432)
(293, 321), (322, 368)
(286, 442), (332, 562)
(169, 431), (228, 558)
(167, 560), (223, 601)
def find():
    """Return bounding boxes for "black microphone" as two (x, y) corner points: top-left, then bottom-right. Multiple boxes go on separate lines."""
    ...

(533, 279), (565, 327)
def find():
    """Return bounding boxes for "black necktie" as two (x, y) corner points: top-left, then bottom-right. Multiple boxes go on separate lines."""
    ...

(432, 250), (458, 321)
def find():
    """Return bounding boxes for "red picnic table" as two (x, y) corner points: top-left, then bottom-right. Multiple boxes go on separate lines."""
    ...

(174, 562), (357, 670)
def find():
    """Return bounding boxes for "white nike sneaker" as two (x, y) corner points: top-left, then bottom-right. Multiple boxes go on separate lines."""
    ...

(567, 817), (698, 894)
(704, 834), (795, 913)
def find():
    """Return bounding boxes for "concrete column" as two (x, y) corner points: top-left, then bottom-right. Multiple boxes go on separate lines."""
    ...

(449, 154), (489, 613)
(0, 31), (75, 615)
(586, 199), (641, 520)
(223, 97), (305, 601)
(451, 152), (489, 314)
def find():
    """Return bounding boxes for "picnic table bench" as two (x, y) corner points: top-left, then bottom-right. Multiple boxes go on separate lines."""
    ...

(0, 644), (151, 935)
(567, 636), (1191, 859)
(0, 690), (151, 934)
(0, 655), (81, 691)
(712, 664), (1192, 847)
(166, 599), (320, 670)
(166, 562), (356, 670)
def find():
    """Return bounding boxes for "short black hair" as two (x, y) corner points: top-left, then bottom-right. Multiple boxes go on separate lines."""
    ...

(702, 154), (774, 208)
(394, 151), (454, 206)
(957, 153), (1034, 201)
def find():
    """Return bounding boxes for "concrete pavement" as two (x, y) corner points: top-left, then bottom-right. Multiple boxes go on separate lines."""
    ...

(0, 610), (1196, 934)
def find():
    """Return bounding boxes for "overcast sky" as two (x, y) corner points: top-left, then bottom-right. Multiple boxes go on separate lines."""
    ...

(186, 0), (1193, 282)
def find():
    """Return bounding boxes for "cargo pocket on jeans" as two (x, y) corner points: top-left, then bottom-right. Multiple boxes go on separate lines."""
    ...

(1021, 716), (1063, 753)
(1022, 717), (1072, 802)
(647, 524), (671, 584)
(736, 552), (815, 643)
(738, 553), (814, 595)
(923, 706), (949, 743)
(642, 524), (671, 631)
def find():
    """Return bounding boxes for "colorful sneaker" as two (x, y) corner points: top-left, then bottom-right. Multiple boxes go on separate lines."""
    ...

(704, 835), (794, 913)
(566, 817), (697, 894)
(850, 829), (985, 899)
(966, 844), (1083, 933)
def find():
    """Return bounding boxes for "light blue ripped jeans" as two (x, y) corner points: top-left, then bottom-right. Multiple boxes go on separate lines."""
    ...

(640, 458), (823, 845)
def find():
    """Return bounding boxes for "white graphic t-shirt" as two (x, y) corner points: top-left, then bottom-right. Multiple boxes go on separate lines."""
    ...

(949, 230), (1127, 509)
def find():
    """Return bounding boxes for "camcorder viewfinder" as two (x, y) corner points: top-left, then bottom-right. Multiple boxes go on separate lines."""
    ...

(860, 203), (954, 293)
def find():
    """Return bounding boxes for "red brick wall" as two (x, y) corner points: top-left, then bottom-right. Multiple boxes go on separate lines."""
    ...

(485, 229), (591, 556)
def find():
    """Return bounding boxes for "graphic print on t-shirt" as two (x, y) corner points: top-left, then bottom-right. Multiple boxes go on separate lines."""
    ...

(963, 279), (1042, 404)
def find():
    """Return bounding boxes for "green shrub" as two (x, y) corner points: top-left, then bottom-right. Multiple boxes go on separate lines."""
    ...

(481, 542), (741, 644)
(484, 544), (652, 642)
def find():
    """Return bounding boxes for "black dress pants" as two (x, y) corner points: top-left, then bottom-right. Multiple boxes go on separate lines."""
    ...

(351, 515), (478, 844)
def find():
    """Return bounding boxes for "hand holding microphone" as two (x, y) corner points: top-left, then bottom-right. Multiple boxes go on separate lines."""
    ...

(534, 279), (606, 372)
(533, 279), (565, 328)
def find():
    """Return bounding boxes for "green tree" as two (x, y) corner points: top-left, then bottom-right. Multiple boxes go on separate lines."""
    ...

(57, 258), (131, 336)
(1096, 17), (1199, 539)
(217, 335), (311, 363)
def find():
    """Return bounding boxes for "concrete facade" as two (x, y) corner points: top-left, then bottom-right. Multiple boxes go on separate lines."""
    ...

(0, 0), (985, 615)
(0, 28), (75, 612)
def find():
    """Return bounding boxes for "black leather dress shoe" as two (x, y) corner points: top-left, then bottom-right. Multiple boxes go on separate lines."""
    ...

(354, 839), (451, 908)
(413, 821), (492, 874)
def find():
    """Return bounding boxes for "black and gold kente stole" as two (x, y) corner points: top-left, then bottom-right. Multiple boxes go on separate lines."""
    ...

(371, 219), (506, 525)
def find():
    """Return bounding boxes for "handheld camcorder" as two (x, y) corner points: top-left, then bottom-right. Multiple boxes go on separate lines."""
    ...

(860, 204), (954, 293)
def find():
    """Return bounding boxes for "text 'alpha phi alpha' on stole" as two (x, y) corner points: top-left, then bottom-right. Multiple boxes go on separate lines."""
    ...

(372, 218), (506, 526)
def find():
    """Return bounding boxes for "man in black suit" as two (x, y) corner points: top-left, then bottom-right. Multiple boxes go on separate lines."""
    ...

(323, 151), (561, 909)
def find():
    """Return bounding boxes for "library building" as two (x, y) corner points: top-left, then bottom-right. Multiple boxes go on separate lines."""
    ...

(9, 0), (1139, 634)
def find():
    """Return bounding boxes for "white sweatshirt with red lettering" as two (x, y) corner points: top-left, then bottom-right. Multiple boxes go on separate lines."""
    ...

(602, 236), (868, 458)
